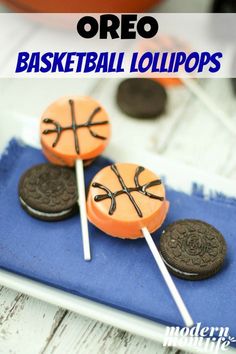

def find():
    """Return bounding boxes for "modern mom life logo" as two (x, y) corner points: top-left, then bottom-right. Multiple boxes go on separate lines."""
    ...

(163, 323), (236, 352)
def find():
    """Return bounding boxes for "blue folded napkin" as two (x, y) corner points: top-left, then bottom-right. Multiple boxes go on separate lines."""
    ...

(0, 139), (235, 342)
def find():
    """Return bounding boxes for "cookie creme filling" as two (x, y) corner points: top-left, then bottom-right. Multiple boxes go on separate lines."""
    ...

(20, 197), (72, 218)
(161, 254), (199, 276)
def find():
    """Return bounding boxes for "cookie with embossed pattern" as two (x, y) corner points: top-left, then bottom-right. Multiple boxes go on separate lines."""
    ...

(19, 163), (78, 221)
(159, 220), (227, 280)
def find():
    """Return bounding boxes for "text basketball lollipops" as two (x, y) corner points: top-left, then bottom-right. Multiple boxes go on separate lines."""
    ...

(40, 96), (111, 261)
(87, 163), (193, 326)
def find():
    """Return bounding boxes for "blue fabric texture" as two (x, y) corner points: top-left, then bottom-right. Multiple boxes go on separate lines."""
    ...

(0, 140), (235, 338)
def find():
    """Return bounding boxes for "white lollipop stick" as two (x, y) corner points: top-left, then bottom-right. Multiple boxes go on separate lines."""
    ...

(141, 227), (194, 327)
(181, 78), (236, 136)
(76, 159), (91, 261)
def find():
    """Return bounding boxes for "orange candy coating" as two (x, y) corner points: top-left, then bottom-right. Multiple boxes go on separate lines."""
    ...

(155, 78), (182, 87)
(87, 163), (169, 239)
(40, 96), (111, 167)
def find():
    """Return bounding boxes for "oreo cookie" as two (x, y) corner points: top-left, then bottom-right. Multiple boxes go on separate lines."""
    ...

(159, 220), (227, 280)
(212, 0), (236, 13)
(19, 163), (78, 221)
(116, 78), (167, 119)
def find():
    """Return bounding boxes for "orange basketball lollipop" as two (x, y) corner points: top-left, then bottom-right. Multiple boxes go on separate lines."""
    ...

(41, 96), (110, 166)
(139, 35), (189, 87)
(87, 163), (168, 238)
(87, 163), (193, 327)
(40, 96), (111, 261)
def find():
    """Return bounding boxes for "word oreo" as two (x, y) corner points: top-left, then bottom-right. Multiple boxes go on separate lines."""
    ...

(77, 14), (159, 39)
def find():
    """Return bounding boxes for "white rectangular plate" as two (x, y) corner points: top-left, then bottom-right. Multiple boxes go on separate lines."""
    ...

(0, 112), (236, 354)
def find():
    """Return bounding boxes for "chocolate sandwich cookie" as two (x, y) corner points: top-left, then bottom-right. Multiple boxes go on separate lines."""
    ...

(212, 0), (236, 13)
(159, 220), (227, 280)
(19, 163), (78, 221)
(116, 78), (167, 119)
